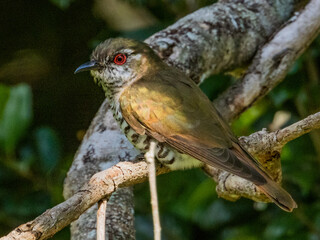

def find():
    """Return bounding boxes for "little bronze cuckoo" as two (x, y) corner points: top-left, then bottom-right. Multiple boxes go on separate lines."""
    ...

(75, 38), (297, 212)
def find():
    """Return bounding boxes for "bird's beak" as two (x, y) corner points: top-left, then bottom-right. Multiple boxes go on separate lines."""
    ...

(74, 61), (101, 74)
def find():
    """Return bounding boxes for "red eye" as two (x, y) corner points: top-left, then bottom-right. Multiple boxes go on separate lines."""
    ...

(114, 53), (127, 65)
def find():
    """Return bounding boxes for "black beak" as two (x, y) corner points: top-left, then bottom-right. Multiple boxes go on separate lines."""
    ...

(74, 61), (101, 74)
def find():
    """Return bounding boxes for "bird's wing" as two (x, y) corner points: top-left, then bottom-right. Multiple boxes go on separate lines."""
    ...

(120, 69), (266, 184)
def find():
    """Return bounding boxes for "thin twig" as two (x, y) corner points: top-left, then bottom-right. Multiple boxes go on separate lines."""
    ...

(1, 161), (170, 240)
(66, 0), (305, 239)
(276, 111), (320, 148)
(240, 111), (320, 154)
(2, 106), (320, 240)
(3, 1), (320, 238)
(145, 140), (161, 240)
(210, 111), (320, 201)
(97, 199), (107, 240)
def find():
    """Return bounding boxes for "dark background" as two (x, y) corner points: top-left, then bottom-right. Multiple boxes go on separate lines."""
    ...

(0, 0), (320, 239)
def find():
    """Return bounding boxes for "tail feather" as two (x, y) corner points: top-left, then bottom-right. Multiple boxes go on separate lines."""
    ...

(230, 142), (297, 211)
(257, 179), (297, 212)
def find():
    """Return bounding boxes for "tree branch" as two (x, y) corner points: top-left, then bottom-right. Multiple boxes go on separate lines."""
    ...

(215, 0), (320, 122)
(3, 110), (320, 240)
(3, 0), (320, 239)
(1, 161), (169, 240)
(63, 100), (137, 240)
(275, 111), (320, 148)
(205, 0), (320, 201)
(204, 111), (320, 202)
(64, 0), (298, 239)
(146, 0), (295, 83)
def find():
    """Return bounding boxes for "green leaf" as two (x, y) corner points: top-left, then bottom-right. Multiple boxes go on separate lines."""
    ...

(0, 84), (33, 155)
(34, 127), (61, 172)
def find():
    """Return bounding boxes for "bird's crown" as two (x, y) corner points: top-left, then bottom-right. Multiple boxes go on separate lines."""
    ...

(91, 38), (155, 64)
(75, 38), (162, 94)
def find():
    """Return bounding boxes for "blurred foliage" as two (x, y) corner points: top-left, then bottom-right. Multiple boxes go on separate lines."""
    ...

(0, 84), (68, 238)
(50, 0), (76, 10)
(0, 84), (32, 155)
(0, 0), (320, 239)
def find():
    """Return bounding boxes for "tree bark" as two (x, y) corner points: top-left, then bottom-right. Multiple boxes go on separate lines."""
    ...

(3, 0), (320, 239)
(64, 1), (297, 238)
(63, 100), (137, 240)
(2, 110), (320, 240)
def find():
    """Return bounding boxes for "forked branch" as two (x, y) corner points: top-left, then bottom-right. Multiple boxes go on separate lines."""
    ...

(2, 0), (320, 239)
(2, 111), (320, 240)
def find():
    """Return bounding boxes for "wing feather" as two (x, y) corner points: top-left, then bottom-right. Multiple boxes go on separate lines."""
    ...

(120, 68), (268, 185)
(120, 67), (298, 211)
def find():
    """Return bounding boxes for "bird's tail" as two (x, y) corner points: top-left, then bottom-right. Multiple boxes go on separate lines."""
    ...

(231, 142), (297, 212)
(257, 178), (297, 212)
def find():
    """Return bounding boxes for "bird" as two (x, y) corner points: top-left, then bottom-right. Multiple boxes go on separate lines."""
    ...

(75, 38), (297, 212)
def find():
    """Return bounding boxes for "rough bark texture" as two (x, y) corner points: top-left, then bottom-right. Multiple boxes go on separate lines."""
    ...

(3, 0), (320, 239)
(1, 161), (170, 240)
(63, 100), (137, 240)
(204, 111), (320, 202)
(63, 1), (298, 239)
(209, 0), (320, 201)
(215, 0), (320, 121)
(2, 109), (320, 240)
(146, 0), (294, 83)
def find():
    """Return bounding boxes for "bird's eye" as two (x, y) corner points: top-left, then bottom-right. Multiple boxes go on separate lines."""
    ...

(113, 53), (127, 65)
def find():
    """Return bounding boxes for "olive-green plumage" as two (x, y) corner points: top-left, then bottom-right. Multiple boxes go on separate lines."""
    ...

(75, 38), (297, 212)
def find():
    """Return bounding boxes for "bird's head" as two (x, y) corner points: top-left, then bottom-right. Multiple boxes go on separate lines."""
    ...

(75, 38), (161, 92)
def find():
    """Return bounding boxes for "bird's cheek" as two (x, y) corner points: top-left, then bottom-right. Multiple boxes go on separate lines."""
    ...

(93, 68), (108, 81)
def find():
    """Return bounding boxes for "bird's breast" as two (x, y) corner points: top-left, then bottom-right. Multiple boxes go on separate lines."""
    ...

(111, 103), (202, 170)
